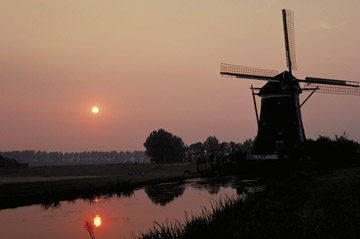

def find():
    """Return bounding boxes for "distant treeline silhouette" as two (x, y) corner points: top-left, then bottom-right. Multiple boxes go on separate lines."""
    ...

(144, 128), (255, 167)
(1, 132), (255, 167)
(0, 150), (150, 167)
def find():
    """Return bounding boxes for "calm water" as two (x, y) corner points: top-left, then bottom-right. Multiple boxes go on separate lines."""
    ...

(0, 177), (263, 239)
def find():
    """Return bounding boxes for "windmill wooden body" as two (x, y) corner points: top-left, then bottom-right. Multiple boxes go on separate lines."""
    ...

(221, 9), (360, 159)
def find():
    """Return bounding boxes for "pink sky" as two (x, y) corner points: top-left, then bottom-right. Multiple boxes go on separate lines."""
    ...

(1, 0), (359, 151)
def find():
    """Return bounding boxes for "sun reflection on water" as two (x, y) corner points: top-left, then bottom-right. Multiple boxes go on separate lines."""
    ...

(92, 198), (104, 203)
(94, 215), (102, 228)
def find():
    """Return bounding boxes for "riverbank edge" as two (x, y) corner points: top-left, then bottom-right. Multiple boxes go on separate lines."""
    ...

(1, 161), (273, 210)
(0, 163), (201, 210)
(0, 173), (195, 210)
(139, 165), (360, 239)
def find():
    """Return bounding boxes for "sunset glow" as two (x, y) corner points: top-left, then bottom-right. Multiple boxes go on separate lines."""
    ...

(94, 215), (102, 228)
(0, 1), (359, 151)
(91, 106), (99, 114)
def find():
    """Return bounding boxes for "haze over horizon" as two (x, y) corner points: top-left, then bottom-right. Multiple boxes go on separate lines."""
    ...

(1, 0), (359, 152)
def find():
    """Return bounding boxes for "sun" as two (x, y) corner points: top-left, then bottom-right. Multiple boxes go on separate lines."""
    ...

(91, 106), (99, 114)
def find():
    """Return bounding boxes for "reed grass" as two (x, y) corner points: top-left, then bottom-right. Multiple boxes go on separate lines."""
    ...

(139, 193), (251, 239)
(84, 220), (96, 239)
(139, 167), (360, 239)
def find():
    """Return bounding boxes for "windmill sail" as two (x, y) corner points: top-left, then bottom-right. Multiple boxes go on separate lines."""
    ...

(220, 9), (360, 158)
(303, 77), (359, 86)
(301, 77), (360, 95)
(220, 63), (279, 82)
(282, 9), (297, 72)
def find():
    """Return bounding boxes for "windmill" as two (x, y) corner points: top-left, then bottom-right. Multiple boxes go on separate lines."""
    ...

(220, 9), (360, 159)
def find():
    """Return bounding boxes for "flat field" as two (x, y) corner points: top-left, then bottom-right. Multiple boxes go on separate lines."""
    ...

(0, 162), (196, 184)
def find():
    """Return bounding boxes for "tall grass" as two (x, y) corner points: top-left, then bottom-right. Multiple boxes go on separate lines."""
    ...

(139, 192), (252, 239)
(84, 220), (96, 239)
(139, 168), (360, 239)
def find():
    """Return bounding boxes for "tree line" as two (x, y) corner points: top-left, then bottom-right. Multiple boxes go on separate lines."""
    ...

(3, 129), (358, 168)
(144, 129), (360, 169)
(1, 129), (254, 168)
(0, 150), (150, 167)
(144, 128), (255, 169)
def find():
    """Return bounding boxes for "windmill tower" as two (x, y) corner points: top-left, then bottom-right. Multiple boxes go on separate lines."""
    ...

(221, 9), (360, 159)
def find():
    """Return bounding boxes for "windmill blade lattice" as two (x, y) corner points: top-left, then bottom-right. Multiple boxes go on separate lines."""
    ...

(302, 83), (360, 95)
(301, 76), (360, 95)
(220, 63), (279, 81)
(282, 9), (297, 71)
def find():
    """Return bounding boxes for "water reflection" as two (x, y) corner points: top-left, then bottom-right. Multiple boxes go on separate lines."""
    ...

(190, 178), (222, 195)
(92, 198), (104, 203)
(145, 182), (185, 206)
(84, 199), (103, 239)
(40, 192), (132, 211)
(230, 179), (265, 194)
(94, 214), (102, 227)
(39, 177), (264, 210)
(189, 176), (264, 196)
(0, 176), (265, 239)
(41, 201), (61, 211)
(38, 186), (134, 211)
(141, 176), (264, 206)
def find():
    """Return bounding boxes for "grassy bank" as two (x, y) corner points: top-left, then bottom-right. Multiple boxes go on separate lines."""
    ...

(139, 166), (360, 239)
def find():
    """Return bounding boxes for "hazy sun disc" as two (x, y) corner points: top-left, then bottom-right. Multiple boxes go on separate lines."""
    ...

(91, 106), (99, 114)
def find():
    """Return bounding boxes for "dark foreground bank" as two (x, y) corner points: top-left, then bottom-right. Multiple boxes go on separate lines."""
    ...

(139, 166), (360, 239)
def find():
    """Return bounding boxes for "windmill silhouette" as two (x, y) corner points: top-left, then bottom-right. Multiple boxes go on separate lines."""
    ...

(220, 9), (360, 159)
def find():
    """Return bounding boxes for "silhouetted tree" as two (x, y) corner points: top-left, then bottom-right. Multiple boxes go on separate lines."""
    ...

(185, 137), (255, 170)
(292, 133), (359, 166)
(204, 136), (219, 162)
(186, 142), (205, 161)
(144, 128), (186, 163)
(242, 138), (255, 153)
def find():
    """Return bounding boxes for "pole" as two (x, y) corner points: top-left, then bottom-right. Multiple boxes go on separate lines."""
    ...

(251, 85), (260, 127)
